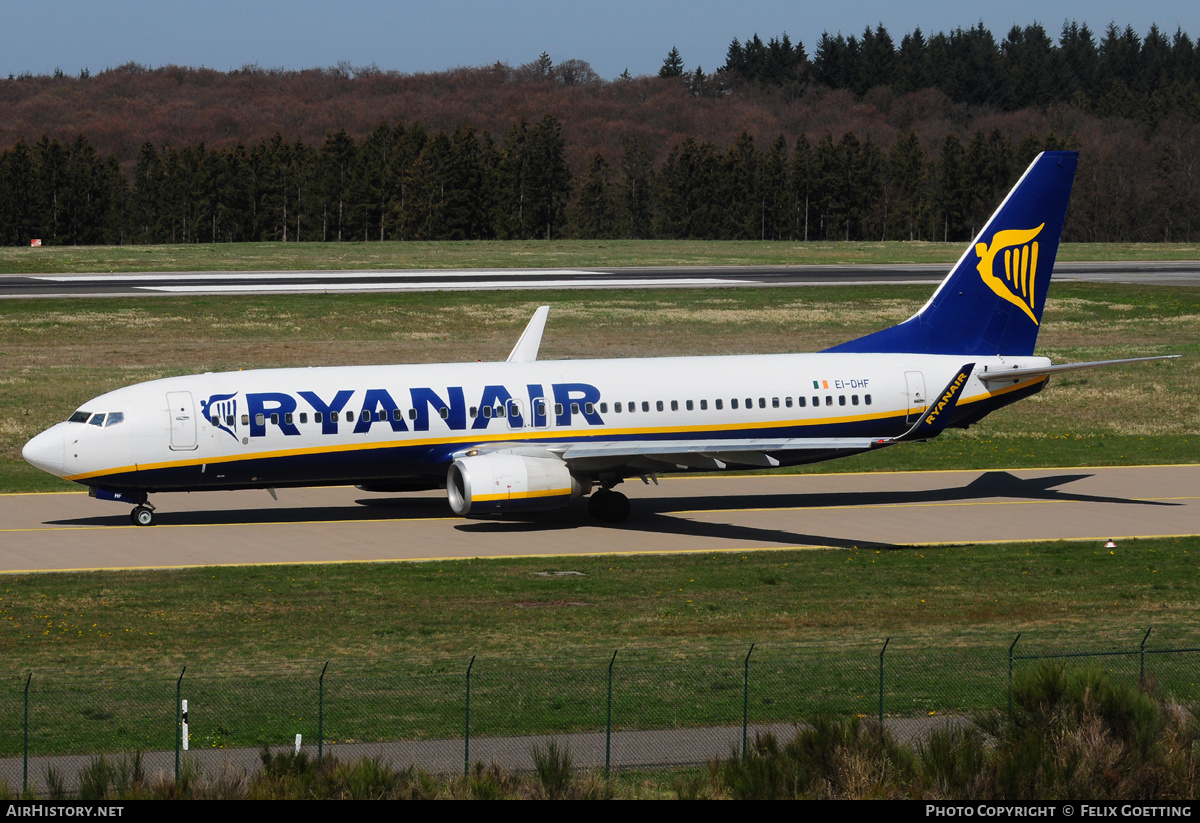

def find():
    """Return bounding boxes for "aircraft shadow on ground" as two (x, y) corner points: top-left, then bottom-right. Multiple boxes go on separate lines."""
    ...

(46, 471), (1176, 547)
(455, 470), (1178, 549)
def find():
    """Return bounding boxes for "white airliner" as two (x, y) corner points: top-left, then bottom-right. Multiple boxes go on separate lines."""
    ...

(22, 152), (1175, 525)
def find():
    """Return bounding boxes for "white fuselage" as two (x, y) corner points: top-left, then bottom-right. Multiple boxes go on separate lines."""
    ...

(24, 351), (1049, 493)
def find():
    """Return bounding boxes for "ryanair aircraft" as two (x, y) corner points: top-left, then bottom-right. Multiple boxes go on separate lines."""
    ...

(22, 152), (1174, 525)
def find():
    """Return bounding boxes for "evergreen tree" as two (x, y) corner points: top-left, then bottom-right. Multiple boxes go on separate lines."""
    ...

(0, 139), (37, 245)
(1001, 24), (1057, 110)
(498, 118), (530, 239)
(620, 136), (654, 239)
(476, 129), (504, 240)
(934, 135), (969, 241)
(316, 129), (357, 241)
(894, 28), (931, 94)
(358, 122), (399, 241)
(33, 136), (68, 244)
(444, 124), (486, 240)
(659, 47), (685, 78)
(789, 134), (813, 241)
(156, 143), (186, 243)
(760, 135), (790, 240)
(574, 152), (619, 238)
(810, 134), (839, 240)
(858, 24), (896, 93)
(526, 114), (571, 240)
(290, 140), (317, 242)
(403, 131), (452, 239)
(390, 121), (429, 240)
(128, 142), (161, 243)
(258, 133), (293, 242)
(886, 131), (927, 240)
(656, 137), (720, 238)
(723, 132), (760, 239)
(1059, 21), (1099, 106)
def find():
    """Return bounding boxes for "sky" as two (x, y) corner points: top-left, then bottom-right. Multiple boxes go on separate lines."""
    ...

(2, 0), (1198, 81)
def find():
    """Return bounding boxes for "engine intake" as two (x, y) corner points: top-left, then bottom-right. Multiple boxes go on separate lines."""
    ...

(447, 453), (583, 516)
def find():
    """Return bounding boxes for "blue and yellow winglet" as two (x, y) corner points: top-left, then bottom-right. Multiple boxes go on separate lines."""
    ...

(894, 363), (976, 442)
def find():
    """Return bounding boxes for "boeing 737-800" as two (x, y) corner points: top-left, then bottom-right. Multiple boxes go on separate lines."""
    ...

(21, 151), (1175, 525)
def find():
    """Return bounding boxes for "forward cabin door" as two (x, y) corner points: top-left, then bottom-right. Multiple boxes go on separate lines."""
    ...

(167, 391), (198, 451)
(904, 371), (927, 424)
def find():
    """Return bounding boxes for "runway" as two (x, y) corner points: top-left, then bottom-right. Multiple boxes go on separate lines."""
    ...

(3, 260), (1200, 298)
(2, 465), (1197, 573)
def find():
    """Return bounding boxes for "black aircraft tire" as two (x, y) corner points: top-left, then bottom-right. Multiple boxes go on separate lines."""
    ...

(588, 490), (631, 524)
(132, 506), (154, 526)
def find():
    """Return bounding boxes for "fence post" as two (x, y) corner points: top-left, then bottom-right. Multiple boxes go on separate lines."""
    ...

(175, 666), (186, 784)
(877, 638), (890, 737)
(464, 655), (475, 779)
(605, 649), (617, 780)
(1007, 634), (1021, 715)
(22, 671), (31, 794)
(1139, 628), (1152, 687)
(318, 661), (329, 760)
(742, 643), (755, 760)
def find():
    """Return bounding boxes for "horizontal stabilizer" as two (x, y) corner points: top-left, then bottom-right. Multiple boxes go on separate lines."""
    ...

(977, 355), (1180, 384)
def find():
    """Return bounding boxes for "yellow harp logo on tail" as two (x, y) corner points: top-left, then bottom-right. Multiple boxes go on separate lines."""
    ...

(974, 223), (1045, 325)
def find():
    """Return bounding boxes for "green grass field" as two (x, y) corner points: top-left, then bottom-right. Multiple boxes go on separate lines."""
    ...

(1, 239), (1200, 274)
(2, 538), (1198, 756)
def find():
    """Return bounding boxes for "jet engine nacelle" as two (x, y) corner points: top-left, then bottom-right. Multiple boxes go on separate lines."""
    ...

(446, 453), (584, 516)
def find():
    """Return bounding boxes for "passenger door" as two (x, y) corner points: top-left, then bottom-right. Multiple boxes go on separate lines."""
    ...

(904, 372), (927, 423)
(167, 391), (198, 451)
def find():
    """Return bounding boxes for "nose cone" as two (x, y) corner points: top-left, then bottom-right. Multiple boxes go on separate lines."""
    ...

(22, 426), (66, 477)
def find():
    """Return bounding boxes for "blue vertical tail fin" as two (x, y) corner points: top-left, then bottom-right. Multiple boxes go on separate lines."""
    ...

(827, 151), (1078, 356)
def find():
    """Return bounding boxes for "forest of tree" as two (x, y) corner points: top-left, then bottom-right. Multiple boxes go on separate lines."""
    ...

(1, 21), (1198, 245)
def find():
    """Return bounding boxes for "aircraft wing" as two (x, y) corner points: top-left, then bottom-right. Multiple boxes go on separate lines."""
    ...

(559, 437), (885, 470)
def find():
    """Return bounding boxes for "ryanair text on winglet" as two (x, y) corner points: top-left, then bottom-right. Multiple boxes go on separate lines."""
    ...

(923, 371), (970, 426)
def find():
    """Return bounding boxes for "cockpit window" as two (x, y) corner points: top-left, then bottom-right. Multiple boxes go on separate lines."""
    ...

(88, 413), (106, 427)
(105, 412), (125, 426)
(69, 411), (91, 423)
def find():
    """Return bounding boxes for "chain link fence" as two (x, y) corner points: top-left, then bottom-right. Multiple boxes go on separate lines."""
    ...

(3, 631), (1198, 793)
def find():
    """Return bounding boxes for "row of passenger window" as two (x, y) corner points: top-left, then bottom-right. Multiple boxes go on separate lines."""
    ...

(217, 393), (874, 429)
(600, 394), (872, 413)
(215, 409), (405, 427)
(68, 411), (125, 427)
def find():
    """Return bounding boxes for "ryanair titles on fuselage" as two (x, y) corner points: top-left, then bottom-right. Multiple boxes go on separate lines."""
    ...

(201, 382), (605, 441)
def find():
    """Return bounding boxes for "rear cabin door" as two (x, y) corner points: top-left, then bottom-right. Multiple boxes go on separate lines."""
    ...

(904, 371), (927, 424)
(167, 391), (198, 451)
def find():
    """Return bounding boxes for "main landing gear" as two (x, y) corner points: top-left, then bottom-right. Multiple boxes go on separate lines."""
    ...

(130, 503), (155, 526)
(588, 489), (630, 524)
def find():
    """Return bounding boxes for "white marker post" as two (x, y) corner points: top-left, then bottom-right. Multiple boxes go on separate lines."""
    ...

(182, 699), (189, 751)
(294, 733), (302, 754)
